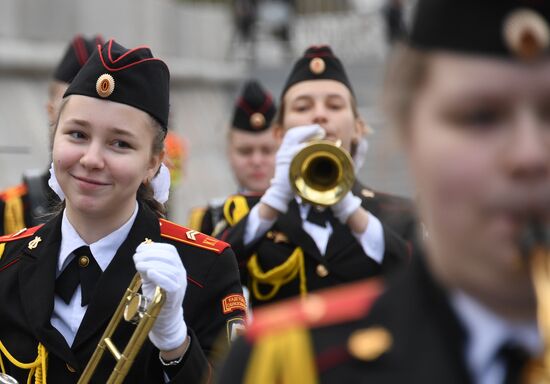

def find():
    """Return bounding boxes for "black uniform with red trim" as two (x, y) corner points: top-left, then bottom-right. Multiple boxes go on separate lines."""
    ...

(220, 182), (414, 308)
(0, 203), (246, 383)
(0, 172), (57, 236)
(187, 79), (276, 236)
(217, 250), (471, 384)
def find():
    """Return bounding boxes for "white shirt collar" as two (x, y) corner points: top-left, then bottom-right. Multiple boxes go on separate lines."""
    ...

(450, 290), (541, 380)
(58, 202), (139, 273)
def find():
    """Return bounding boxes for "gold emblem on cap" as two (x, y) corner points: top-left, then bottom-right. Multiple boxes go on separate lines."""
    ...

(503, 8), (550, 60)
(348, 326), (393, 361)
(309, 57), (326, 75)
(250, 112), (266, 129)
(96, 73), (115, 98)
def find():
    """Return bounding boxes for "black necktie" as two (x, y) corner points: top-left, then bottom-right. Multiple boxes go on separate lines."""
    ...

(306, 207), (330, 227)
(499, 342), (530, 384)
(55, 246), (102, 307)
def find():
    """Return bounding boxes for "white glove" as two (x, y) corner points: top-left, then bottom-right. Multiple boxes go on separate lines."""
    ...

(331, 191), (362, 224)
(133, 242), (188, 351)
(261, 124), (325, 213)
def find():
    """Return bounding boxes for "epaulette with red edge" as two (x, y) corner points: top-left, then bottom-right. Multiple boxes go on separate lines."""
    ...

(0, 183), (27, 201)
(159, 219), (229, 254)
(0, 225), (43, 243)
(245, 278), (384, 342)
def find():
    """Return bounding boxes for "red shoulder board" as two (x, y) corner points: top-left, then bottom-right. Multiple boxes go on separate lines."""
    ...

(0, 225), (43, 243)
(0, 183), (27, 201)
(246, 278), (384, 342)
(159, 219), (229, 254)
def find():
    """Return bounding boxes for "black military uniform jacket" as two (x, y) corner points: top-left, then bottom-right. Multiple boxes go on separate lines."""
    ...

(0, 171), (56, 235)
(218, 252), (473, 384)
(0, 204), (247, 383)
(221, 182), (415, 307)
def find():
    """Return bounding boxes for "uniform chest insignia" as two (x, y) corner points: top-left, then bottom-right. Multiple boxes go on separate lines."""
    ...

(227, 317), (246, 342)
(222, 294), (247, 315)
(347, 326), (392, 361)
(142, 238), (153, 244)
(27, 236), (42, 250)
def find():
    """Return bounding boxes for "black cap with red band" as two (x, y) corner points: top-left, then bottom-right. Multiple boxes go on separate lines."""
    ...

(53, 35), (104, 84)
(410, 0), (550, 60)
(64, 39), (170, 130)
(231, 80), (276, 132)
(281, 45), (354, 97)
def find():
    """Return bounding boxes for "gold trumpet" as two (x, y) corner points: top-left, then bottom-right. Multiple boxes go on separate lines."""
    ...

(289, 139), (355, 207)
(78, 273), (165, 384)
(521, 221), (550, 383)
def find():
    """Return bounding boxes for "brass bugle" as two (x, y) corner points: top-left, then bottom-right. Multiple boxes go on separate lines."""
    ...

(78, 273), (165, 384)
(520, 220), (550, 383)
(289, 139), (355, 207)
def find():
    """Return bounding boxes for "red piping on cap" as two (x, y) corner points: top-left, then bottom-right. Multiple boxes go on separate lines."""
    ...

(73, 35), (89, 66)
(98, 39), (164, 72)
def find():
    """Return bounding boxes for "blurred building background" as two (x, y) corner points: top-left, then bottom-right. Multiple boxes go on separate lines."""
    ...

(0, 0), (413, 224)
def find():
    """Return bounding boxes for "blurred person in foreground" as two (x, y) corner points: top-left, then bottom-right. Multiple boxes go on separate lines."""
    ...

(0, 35), (103, 235)
(217, 0), (550, 383)
(219, 45), (415, 310)
(188, 79), (277, 236)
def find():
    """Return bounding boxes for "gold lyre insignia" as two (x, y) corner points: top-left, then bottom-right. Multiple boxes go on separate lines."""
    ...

(28, 236), (42, 250)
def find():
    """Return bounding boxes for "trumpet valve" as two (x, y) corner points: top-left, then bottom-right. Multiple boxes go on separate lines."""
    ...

(124, 293), (150, 324)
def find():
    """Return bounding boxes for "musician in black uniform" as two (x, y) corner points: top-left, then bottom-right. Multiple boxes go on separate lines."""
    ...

(218, 1), (550, 383)
(188, 79), (277, 236)
(0, 40), (246, 384)
(0, 35), (103, 235)
(220, 45), (415, 309)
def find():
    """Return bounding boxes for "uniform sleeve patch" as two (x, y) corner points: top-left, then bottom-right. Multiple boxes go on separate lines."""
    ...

(227, 317), (247, 342)
(222, 294), (247, 314)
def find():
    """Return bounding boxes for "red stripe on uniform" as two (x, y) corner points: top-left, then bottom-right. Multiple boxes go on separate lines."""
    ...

(0, 258), (20, 272)
(187, 276), (204, 288)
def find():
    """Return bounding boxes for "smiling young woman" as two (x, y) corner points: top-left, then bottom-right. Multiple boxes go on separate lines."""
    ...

(0, 40), (245, 384)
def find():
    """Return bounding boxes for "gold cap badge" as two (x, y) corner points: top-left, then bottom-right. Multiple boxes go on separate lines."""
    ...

(309, 57), (326, 75)
(96, 73), (115, 98)
(348, 326), (393, 361)
(250, 112), (266, 129)
(504, 8), (550, 60)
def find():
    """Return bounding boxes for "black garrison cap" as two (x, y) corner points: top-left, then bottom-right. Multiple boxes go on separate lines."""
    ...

(281, 45), (354, 97)
(231, 80), (276, 132)
(53, 35), (104, 83)
(409, 0), (550, 60)
(64, 40), (170, 130)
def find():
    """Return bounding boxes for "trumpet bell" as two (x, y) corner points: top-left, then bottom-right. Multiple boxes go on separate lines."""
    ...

(289, 140), (355, 207)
